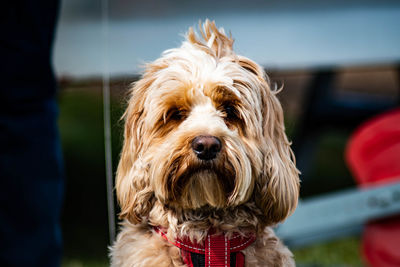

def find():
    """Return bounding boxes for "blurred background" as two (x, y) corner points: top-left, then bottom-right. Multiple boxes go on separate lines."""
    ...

(55, 1), (400, 266)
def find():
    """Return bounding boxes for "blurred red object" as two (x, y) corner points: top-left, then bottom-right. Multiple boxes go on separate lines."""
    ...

(345, 108), (400, 267)
(346, 108), (400, 187)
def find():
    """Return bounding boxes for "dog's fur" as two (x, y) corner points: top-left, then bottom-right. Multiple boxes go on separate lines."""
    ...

(111, 20), (300, 267)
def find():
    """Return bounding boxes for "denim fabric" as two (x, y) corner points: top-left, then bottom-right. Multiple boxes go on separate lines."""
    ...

(0, 1), (64, 266)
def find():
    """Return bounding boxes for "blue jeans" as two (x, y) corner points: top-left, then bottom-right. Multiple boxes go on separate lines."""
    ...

(0, 0), (64, 266)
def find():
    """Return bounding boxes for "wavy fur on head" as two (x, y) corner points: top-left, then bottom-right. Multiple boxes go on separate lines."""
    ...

(111, 20), (300, 266)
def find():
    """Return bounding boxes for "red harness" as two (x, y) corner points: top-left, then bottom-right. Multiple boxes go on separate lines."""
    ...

(154, 227), (255, 267)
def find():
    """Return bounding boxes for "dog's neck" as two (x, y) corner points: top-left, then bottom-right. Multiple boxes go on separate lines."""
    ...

(148, 200), (266, 243)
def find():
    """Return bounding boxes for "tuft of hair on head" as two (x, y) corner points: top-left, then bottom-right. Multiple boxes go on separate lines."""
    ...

(187, 19), (234, 59)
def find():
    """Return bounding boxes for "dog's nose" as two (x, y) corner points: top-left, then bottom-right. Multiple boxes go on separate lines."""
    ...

(191, 135), (222, 160)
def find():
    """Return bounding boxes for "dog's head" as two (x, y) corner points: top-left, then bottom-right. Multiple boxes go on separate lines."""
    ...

(116, 20), (299, 225)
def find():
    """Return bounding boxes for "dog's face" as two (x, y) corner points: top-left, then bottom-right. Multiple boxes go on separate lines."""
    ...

(117, 21), (299, 225)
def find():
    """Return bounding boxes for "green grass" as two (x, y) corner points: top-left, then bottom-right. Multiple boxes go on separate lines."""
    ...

(58, 88), (105, 161)
(293, 236), (363, 266)
(59, 85), (123, 264)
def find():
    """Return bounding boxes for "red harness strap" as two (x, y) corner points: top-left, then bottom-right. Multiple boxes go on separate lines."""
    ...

(154, 227), (255, 267)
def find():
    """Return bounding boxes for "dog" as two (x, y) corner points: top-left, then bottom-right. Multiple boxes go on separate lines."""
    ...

(110, 20), (300, 267)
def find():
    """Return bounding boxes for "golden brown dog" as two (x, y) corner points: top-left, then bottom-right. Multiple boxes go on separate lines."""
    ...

(111, 20), (300, 267)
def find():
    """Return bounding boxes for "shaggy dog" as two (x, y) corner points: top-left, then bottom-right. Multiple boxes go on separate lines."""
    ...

(111, 20), (300, 267)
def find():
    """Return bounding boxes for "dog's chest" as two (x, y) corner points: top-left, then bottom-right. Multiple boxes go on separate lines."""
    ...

(182, 251), (241, 267)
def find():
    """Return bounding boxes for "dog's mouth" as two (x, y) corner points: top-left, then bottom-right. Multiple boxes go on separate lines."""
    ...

(167, 161), (237, 209)
(181, 161), (234, 187)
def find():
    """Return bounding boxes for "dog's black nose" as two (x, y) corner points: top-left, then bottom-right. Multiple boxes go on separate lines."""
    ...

(191, 136), (222, 160)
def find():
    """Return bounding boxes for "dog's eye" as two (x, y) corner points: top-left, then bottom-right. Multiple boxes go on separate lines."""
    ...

(163, 108), (185, 124)
(224, 105), (237, 120)
(170, 109), (184, 121)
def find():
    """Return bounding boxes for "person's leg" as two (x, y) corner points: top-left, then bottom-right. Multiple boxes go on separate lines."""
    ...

(0, 0), (63, 266)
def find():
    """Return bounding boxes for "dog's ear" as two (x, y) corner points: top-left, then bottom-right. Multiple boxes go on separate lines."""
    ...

(255, 77), (300, 224)
(116, 77), (155, 224)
